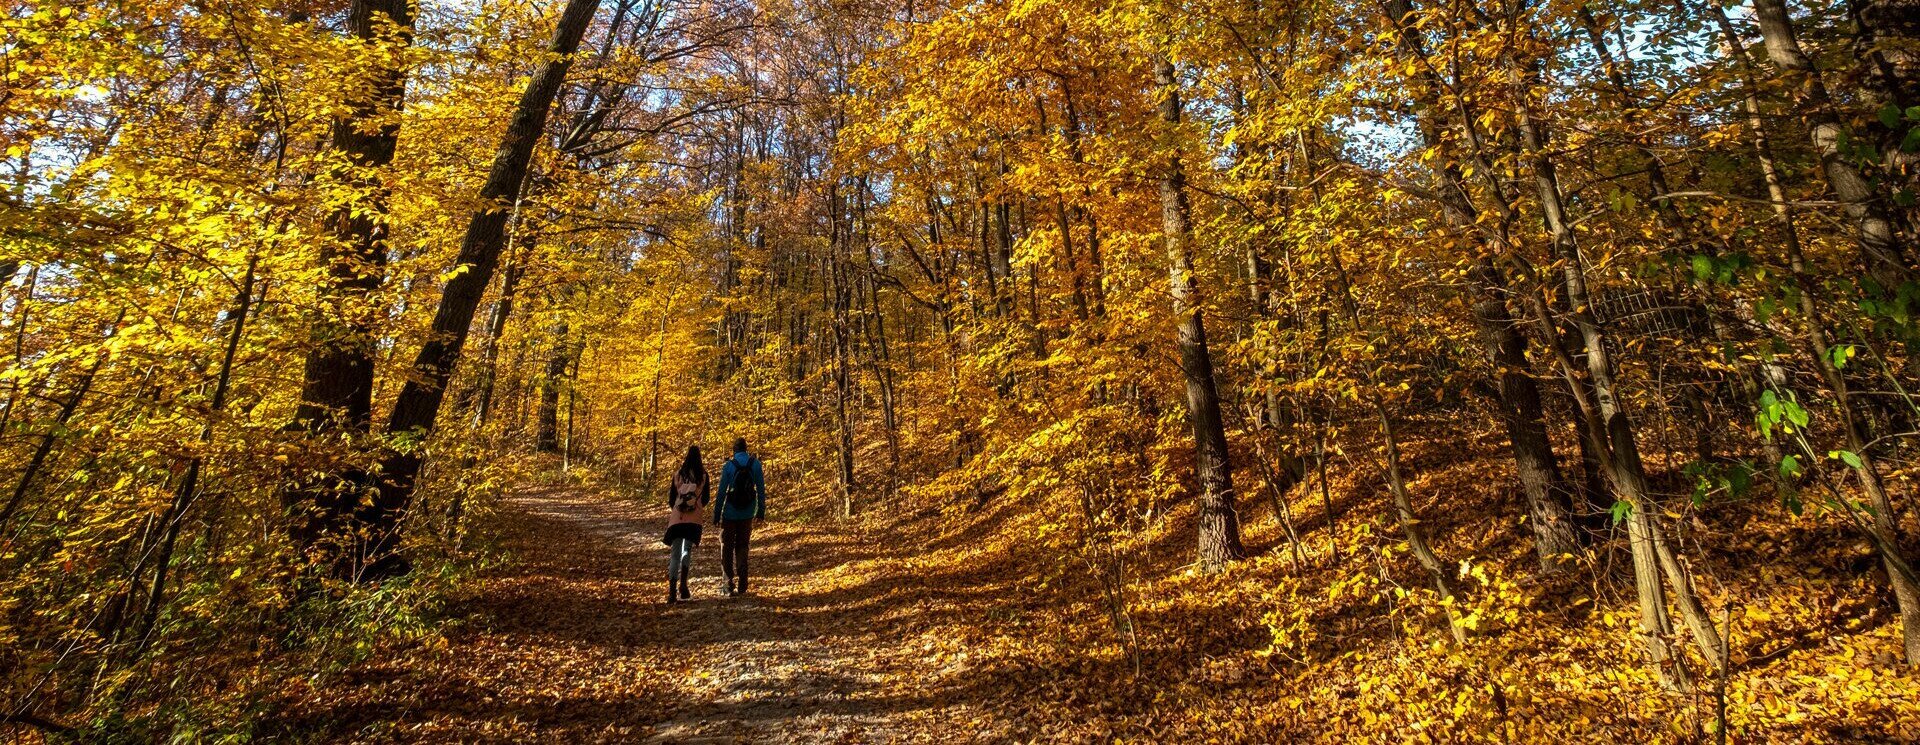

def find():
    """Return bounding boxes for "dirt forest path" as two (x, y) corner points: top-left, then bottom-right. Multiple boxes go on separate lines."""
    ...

(281, 486), (1021, 743)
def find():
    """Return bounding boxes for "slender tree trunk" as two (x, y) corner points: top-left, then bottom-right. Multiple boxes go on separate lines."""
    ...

(468, 188), (535, 430)
(1716, 5), (1920, 664)
(1510, 66), (1727, 676)
(1154, 55), (1245, 569)
(1381, 0), (1578, 572)
(0, 266), (39, 451)
(645, 295), (671, 484)
(830, 205), (857, 517)
(1322, 216), (1464, 639)
(1378, 0), (1717, 681)
(536, 319), (569, 453)
(1750, 0), (1912, 290)
(0, 305), (127, 529)
(135, 256), (257, 651)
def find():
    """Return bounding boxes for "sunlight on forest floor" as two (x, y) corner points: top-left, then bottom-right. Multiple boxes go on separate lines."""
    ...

(265, 438), (1920, 743)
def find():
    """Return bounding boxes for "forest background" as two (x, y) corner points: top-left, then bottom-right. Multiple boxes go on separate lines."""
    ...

(4, 0), (1920, 739)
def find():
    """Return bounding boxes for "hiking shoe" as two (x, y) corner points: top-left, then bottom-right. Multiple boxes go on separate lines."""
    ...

(678, 584), (690, 600)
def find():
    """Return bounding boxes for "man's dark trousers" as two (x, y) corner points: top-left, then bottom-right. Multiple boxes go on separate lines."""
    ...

(721, 519), (752, 593)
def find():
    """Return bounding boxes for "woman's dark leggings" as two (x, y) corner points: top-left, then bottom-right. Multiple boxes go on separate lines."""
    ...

(721, 519), (753, 591)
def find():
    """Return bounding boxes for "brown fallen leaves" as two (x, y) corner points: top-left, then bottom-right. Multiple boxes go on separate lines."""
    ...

(274, 429), (1920, 744)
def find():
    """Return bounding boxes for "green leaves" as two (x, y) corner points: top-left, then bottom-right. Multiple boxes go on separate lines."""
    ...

(1829, 449), (1864, 470)
(1683, 459), (1755, 507)
(1828, 344), (1855, 370)
(1880, 103), (1905, 130)
(1779, 454), (1803, 478)
(1754, 389), (1810, 441)
(1687, 252), (1751, 287)
(1885, 105), (1920, 152)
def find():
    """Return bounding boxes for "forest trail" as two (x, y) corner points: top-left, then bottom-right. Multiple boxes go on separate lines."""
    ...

(281, 487), (1016, 743)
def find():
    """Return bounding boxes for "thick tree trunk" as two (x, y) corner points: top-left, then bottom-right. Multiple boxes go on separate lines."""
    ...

(283, 0), (413, 564)
(292, 0), (411, 437)
(1467, 257), (1582, 571)
(1154, 55), (1245, 569)
(355, 0), (604, 578)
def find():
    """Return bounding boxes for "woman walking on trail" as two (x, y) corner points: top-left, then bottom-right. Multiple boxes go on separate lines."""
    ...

(663, 446), (709, 604)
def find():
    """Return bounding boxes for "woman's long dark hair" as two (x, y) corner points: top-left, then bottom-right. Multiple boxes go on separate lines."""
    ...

(678, 446), (704, 484)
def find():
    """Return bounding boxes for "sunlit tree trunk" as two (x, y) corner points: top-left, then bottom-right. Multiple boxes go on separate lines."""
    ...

(1509, 59), (1726, 676)
(1154, 55), (1245, 569)
(1381, 0), (1579, 574)
(1716, 3), (1920, 666)
(1749, 0), (1912, 290)
(1466, 255), (1581, 571)
(536, 319), (569, 454)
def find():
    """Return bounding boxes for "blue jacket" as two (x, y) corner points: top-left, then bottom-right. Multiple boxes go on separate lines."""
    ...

(714, 451), (767, 522)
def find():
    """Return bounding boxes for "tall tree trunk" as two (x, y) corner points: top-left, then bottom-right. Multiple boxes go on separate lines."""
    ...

(1750, 0), (1912, 291)
(536, 319), (569, 453)
(284, 0), (413, 561)
(357, 0), (604, 578)
(1380, 0), (1579, 573)
(1154, 55), (1245, 569)
(1509, 61), (1727, 677)
(294, 0), (412, 435)
(1716, 4), (1920, 665)
(1468, 256), (1582, 571)
(644, 295), (672, 484)
(830, 188), (857, 518)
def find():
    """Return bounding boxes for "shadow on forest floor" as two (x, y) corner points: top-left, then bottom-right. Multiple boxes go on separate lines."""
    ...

(268, 485), (1035, 744)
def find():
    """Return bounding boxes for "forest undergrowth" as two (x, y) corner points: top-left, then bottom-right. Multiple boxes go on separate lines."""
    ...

(867, 416), (1920, 742)
(243, 419), (1918, 744)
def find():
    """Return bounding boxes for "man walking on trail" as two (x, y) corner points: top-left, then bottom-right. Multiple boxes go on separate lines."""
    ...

(714, 437), (767, 597)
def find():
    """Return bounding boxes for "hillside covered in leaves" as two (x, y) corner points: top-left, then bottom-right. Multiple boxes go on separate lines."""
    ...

(4, 0), (1920, 740)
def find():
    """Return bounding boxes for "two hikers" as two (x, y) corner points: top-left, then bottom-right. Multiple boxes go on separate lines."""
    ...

(659, 437), (766, 601)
